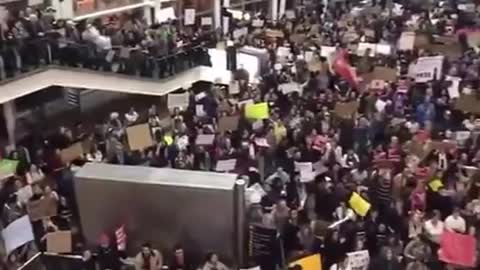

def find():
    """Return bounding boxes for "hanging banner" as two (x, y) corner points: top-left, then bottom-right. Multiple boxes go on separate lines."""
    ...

(184, 9), (195, 26)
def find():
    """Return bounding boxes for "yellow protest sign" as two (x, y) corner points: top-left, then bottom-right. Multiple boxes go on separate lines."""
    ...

(164, 135), (173, 146)
(245, 102), (269, 119)
(428, 179), (444, 192)
(349, 192), (371, 217)
(289, 254), (322, 270)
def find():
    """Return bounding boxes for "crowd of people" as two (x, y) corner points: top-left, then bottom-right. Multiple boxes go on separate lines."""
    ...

(2, 0), (480, 270)
(0, 6), (214, 79)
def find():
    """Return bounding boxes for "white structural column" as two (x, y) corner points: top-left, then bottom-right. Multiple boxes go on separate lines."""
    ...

(214, 0), (222, 31)
(271, 0), (279, 22)
(279, 0), (286, 19)
(143, 0), (154, 25)
(3, 101), (16, 149)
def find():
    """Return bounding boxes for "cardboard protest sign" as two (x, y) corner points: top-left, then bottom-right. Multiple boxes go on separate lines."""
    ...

(196, 134), (215, 145)
(1, 216), (34, 254)
(0, 159), (18, 179)
(414, 56), (444, 83)
(215, 159), (237, 172)
(27, 197), (58, 221)
(439, 231), (476, 267)
(414, 33), (430, 48)
(289, 254), (322, 270)
(218, 115), (240, 132)
(430, 41), (462, 59)
(363, 67), (397, 83)
(290, 34), (307, 45)
(349, 192), (371, 217)
(428, 141), (456, 153)
(60, 143), (84, 163)
(334, 101), (359, 119)
(347, 250), (370, 270)
(455, 94), (480, 114)
(46, 231), (72, 253)
(265, 29), (284, 38)
(168, 92), (189, 109)
(370, 80), (385, 90)
(466, 31), (480, 48)
(245, 103), (269, 119)
(126, 124), (153, 151)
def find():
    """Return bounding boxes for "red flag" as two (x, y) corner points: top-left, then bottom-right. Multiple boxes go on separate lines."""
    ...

(115, 225), (127, 251)
(333, 50), (358, 88)
(438, 231), (476, 267)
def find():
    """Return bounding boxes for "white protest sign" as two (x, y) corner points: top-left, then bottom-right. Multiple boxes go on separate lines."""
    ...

(246, 183), (266, 205)
(223, 16), (229, 35)
(277, 46), (291, 63)
(357, 43), (376, 57)
(184, 9), (196, 26)
(168, 92), (189, 109)
(375, 99), (387, 112)
(156, 7), (176, 23)
(375, 44), (391, 55)
(233, 27), (248, 40)
(195, 92), (206, 101)
(397, 32), (416, 51)
(252, 19), (264, 27)
(456, 131), (471, 142)
(196, 105), (206, 117)
(201, 17), (212, 26)
(229, 80), (240, 95)
(254, 138), (270, 147)
(279, 82), (302, 95)
(196, 134), (215, 145)
(347, 250), (370, 270)
(28, 0), (43, 5)
(295, 162), (316, 182)
(414, 56), (444, 83)
(285, 10), (295, 19)
(2, 216), (35, 254)
(216, 159), (237, 172)
(393, 3), (404, 16)
(16, 185), (33, 205)
(446, 76), (461, 98)
(320, 46), (336, 58)
(305, 51), (314, 62)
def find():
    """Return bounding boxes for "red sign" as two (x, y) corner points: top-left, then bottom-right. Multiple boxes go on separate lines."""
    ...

(439, 231), (476, 267)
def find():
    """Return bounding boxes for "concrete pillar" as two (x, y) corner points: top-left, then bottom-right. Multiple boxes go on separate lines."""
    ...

(234, 179), (246, 267)
(143, 0), (154, 25)
(3, 101), (16, 150)
(279, 0), (286, 18)
(271, 0), (279, 21)
(214, 0), (222, 31)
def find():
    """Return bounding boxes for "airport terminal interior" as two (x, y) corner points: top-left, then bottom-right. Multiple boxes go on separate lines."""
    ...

(2, 0), (480, 270)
